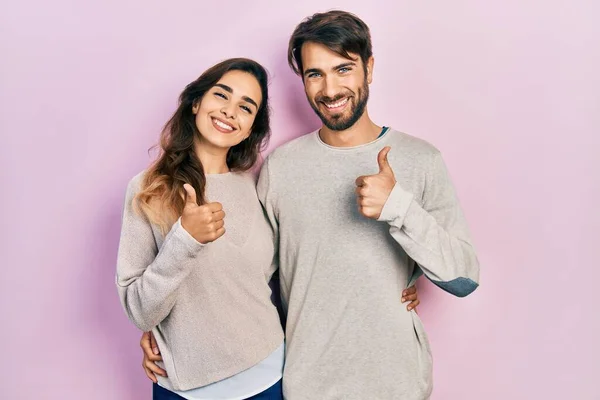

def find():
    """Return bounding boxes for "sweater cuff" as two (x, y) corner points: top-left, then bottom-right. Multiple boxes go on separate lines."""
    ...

(377, 182), (414, 225)
(172, 217), (205, 256)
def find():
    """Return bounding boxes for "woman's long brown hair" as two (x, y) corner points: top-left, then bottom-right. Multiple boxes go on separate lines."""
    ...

(134, 58), (271, 233)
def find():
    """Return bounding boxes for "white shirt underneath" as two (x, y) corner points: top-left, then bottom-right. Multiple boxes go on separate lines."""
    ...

(159, 341), (285, 400)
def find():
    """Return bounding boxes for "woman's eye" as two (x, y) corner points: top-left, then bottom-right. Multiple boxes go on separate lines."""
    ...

(240, 105), (252, 114)
(215, 92), (227, 99)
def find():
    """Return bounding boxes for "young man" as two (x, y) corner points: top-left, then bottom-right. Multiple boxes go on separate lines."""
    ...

(255, 10), (480, 399)
(139, 10), (479, 400)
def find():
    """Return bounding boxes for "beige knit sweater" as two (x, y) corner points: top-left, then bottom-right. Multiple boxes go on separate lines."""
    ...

(116, 171), (284, 391)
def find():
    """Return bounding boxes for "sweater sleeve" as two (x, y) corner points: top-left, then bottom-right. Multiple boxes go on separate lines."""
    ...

(115, 177), (204, 331)
(378, 151), (480, 297)
(256, 158), (286, 313)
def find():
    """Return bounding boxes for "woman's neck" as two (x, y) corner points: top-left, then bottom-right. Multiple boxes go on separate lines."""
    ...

(193, 139), (229, 174)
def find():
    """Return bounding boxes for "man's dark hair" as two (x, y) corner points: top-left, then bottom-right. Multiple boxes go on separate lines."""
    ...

(288, 10), (373, 76)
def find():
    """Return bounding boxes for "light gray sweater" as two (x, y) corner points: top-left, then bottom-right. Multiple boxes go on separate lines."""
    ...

(116, 171), (284, 391)
(257, 129), (480, 400)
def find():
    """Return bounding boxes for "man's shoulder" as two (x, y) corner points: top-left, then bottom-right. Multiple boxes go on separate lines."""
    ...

(387, 129), (441, 158)
(266, 130), (318, 166)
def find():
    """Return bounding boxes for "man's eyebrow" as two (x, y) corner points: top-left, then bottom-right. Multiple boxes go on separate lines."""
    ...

(303, 68), (323, 77)
(303, 62), (357, 77)
(333, 62), (356, 70)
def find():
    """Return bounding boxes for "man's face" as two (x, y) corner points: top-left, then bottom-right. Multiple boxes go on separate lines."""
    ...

(301, 42), (373, 131)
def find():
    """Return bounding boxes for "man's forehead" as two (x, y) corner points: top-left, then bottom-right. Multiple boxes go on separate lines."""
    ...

(301, 42), (360, 69)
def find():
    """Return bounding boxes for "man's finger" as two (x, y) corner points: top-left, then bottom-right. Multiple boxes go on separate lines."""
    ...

(140, 332), (152, 354)
(148, 352), (163, 362)
(140, 332), (148, 348)
(355, 176), (367, 187)
(149, 332), (160, 356)
(359, 206), (374, 218)
(140, 333), (156, 359)
(359, 197), (372, 207)
(145, 359), (167, 377)
(143, 364), (157, 383)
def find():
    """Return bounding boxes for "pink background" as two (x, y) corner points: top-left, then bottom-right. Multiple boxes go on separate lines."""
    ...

(1, 1), (599, 399)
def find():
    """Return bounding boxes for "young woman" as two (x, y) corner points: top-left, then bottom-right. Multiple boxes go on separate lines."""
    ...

(116, 57), (421, 400)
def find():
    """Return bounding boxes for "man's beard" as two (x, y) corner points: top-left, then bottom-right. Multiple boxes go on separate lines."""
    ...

(309, 79), (369, 131)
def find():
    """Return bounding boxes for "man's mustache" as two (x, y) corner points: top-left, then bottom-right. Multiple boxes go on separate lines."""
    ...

(315, 92), (353, 103)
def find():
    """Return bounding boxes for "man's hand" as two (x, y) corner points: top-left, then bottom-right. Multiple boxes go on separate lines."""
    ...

(355, 146), (396, 219)
(181, 184), (226, 244)
(140, 331), (166, 383)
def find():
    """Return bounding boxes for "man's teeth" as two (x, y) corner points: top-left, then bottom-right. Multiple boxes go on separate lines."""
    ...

(214, 118), (233, 131)
(325, 98), (349, 109)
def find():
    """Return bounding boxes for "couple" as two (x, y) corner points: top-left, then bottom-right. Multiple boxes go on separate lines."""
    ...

(116, 10), (480, 400)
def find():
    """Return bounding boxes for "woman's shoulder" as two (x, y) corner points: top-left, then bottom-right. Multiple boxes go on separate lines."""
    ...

(122, 170), (149, 200)
(226, 170), (258, 186)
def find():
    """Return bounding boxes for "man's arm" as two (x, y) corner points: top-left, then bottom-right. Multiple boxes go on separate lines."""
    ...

(381, 151), (479, 296)
(257, 157), (288, 317)
(357, 147), (480, 297)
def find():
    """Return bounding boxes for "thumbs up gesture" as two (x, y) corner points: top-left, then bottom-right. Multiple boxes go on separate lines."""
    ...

(355, 146), (396, 219)
(181, 184), (226, 244)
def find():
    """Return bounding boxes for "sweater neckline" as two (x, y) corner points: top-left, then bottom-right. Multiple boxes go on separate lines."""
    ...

(313, 126), (391, 152)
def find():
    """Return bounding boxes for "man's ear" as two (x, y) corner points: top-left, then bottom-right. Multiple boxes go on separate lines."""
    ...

(366, 56), (375, 84)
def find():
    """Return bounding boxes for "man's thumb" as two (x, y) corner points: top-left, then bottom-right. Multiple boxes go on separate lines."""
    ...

(377, 146), (394, 175)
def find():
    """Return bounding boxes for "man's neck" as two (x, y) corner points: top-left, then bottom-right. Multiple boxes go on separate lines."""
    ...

(318, 111), (381, 148)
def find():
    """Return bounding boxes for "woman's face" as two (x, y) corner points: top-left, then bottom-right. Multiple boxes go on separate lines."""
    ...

(193, 70), (262, 150)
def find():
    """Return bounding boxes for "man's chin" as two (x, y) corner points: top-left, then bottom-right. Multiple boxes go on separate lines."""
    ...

(318, 112), (350, 130)
(322, 119), (354, 131)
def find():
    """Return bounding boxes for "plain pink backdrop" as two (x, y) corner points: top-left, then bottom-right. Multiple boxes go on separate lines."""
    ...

(1, 1), (598, 399)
